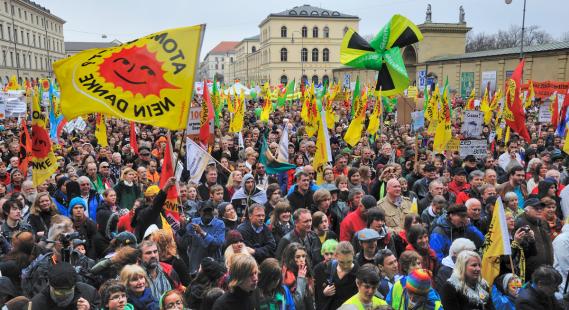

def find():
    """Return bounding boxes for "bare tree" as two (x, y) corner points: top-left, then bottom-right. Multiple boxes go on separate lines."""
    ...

(561, 31), (569, 42)
(466, 25), (555, 52)
(466, 32), (497, 52)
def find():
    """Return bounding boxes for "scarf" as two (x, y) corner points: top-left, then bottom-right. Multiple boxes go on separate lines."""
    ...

(447, 274), (490, 307)
(510, 240), (526, 282)
(281, 266), (297, 293)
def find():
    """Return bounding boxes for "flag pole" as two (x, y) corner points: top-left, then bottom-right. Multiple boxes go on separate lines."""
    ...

(509, 255), (515, 277)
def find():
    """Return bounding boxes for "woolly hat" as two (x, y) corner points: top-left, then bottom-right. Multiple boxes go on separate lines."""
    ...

(145, 185), (160, 197)
(69, 197), (86, 209)
(225, 230), (243, 246)
(320, 239), (338, 255)
(201, 257), (227, 281)
(405, 269), (432, 295)
(48, 262), (77, 289)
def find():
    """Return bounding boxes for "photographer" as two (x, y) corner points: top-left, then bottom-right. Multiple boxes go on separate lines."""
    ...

(514, 198), (553, 281)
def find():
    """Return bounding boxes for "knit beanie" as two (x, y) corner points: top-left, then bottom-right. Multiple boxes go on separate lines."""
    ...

(320, 239), (339, 255)
(405, 269), (432, 295)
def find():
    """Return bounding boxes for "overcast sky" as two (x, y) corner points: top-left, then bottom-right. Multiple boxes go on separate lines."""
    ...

(37, 0), (566, 60)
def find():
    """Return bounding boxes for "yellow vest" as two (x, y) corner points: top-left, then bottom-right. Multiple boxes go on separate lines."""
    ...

(342, 294), (387, 310)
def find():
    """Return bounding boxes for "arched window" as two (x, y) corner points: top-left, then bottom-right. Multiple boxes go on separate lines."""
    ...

(281, 26), (287, 38)
(251, 46), (256, 53)
(280, 75), (288, 84)
(280, 48), (287, 62)
(312, 48), (318, 62)
(301, 48), (308, 62)
(323, 48), (329, 62)
(312, 75), (319, 84)
(323, 26), (329, 38)
(301, 26), (307, 38)
(312, 26), (318, 38)
(323, 75), (330, 85)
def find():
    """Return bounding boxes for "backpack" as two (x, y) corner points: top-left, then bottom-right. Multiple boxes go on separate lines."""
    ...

(21, 252), (52, 298)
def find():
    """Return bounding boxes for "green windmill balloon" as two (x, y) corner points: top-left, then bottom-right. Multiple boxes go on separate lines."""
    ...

(340, 14), (423, 97)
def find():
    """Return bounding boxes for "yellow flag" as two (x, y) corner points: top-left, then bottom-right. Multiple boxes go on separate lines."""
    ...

(31, 91), (59, 186)
(229, 90), (245, 133)
(344, 91), (367, 147)
(433, 83), (451, 153)
(95, 113), (108, 147)
(563, 126), (569, 155)
(53, 25), (205, 130)
(481, 197), (512, 286)
(524, 80), (535, 109)
(7, 75), (20, 90)
(367, 89), (382, 135)
(480, 87), (491, 125)
(313, 106), (332, 185)
(260, 85), (272, 123)
(410, 197), (418, 214)
(426, 84), (440, 134)
(325, 96), (336, 130)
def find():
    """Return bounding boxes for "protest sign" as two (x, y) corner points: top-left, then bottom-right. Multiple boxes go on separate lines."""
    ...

(446, 138), (460, 152)
(460, 139), (488, 159)
(186, 106), (214, 144)
(461, 111), (484, 138)
(538, 100), (551, 123)
(411, 111), (424, 132)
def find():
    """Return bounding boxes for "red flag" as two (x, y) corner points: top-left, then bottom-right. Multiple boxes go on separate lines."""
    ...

(129, 121), (138, 155)
(504, 60), (530, 142)
(199, 80), (214, 145)
(18, 121), (32, 176)
(551, 93), (559, 130)
(158, 134), (181, 232)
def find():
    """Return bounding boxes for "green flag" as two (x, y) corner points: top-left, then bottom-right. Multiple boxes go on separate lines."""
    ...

(351, 76), (360, 117)
(423, 83), (429, 111)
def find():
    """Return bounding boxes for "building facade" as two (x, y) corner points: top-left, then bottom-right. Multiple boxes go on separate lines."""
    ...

(230, 5), (359, 85)
(64, 40), (121, 58)
(0, 0), (65, 84)
(199, 41), (239, 83)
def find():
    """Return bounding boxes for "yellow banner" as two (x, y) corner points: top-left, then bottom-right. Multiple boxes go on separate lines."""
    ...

(31, 92), (59, 186)
(53, 25), (205, 130)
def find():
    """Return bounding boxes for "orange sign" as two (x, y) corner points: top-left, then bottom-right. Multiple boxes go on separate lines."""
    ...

(522, 80), (569, 99)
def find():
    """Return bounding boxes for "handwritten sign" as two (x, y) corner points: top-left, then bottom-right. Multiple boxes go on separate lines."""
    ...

(461, 111), (484, 138)
(446, 138), (460, 152)
(460, 139), (488, 159)
(538, 100), (551, 123)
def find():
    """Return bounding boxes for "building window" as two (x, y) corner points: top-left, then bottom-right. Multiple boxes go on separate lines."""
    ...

(215, 64), (218, 70)
(0, 25), (3, 40)
(15, 52), (19, 68)
(313, 26), (318, 38)
(301, 48), (307, 62)
(301, 26), (307, 38)
(343, 27), (349, 35)
(323, 75), (329, 85)
(2, 51), (5, 66)
(312, 75), (319, 84)
(252, 46), (256, 53)
(33, 34), (35, 46)
(20, 31), (23, 43)
(281, 26), (287, 38)
(323, 48), (329, 62)
(323, 26), (329, 38)
(280, 48), (287, 62)
(222, 64), (224, 69)
(281, 75), (288, 84)
(26, 33), (29, 45)
(7, 26), (10, 41)
(312, 48), (318, 62)
(18, 8), (21, 18)
(3, 3), (6, 12)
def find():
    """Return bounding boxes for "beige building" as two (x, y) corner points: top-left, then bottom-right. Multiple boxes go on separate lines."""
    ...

(199, 41), (239, 83)
(333, 6), (569, 98)
(64, 40), (121, 57)
(0, 0), (65, 84)
(230, 4), (359, 85)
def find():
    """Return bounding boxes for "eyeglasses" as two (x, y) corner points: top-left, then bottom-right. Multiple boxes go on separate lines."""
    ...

(164, 300), (183, 309)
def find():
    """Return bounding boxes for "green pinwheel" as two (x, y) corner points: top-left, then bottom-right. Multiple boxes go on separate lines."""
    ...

(340, 14), (423, 97)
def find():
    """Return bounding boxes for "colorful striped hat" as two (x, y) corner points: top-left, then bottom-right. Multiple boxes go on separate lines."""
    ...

(405, 268), (432, 295)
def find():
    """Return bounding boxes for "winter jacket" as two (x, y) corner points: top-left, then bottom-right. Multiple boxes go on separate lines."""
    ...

(90, 204), (119, 258)
(286, 187), (315, 211)
(386, 276), (443, 310)
(237, 221), (276, 264)
(184, 216), (225, 274)
(276, 229), (323, 265)
(491, 283), (515, 310)
(83, 189), (104, 221)
(439, 275), (493, 310)
(515, 284), (564, 310)
(27, 210), (55, 237)
(429, 215), (484, 262)
(313, 260), (359, 310)
(212, 286), (255, 310)
(114, 180), (142, 210)
(515, 213), (553, 281)
(132, 190), (167, 242)
(339, 207), (367, 242)
(30, 282), (100, 310)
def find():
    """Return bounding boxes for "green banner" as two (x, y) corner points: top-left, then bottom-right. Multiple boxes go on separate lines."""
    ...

(460, 72), (474, 99)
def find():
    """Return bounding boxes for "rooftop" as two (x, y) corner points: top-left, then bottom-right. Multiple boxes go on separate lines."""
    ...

(427, 41), (569, 62)
(261, 4), (358, 25)
(209, 41), (240, 54)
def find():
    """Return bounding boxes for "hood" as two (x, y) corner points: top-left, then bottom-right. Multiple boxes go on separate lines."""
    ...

(441, 255), (455, 269)
(96, 208), (119, 239)
(241, 173), (254, 188)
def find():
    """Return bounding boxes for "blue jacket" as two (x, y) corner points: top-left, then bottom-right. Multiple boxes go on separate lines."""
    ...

(429, 215), (484, 262)
(68, 190), (102, 222)
(185, 216), (225, 274)
(491, 284), (515, 310)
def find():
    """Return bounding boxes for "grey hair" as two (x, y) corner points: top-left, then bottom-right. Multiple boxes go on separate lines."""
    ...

(77, 176), (90, 185)
(449, 238), (476, 257)
(504, 191), (518, 202)
(465, 198), (481, 208)
(469, 170), (484, 180)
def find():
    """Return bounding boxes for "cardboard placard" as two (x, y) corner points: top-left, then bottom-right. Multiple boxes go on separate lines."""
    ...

(461, 111), (484, 138)
(186, 106), (214, 144)
(459, 139), (488, 159)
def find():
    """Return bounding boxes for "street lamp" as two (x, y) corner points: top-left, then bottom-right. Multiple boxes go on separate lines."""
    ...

(291, 30), (304, 84)
(505, 0), (527, 59)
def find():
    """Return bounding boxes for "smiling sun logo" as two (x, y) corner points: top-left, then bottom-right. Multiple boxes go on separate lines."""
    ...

(98, 45), (179, 98)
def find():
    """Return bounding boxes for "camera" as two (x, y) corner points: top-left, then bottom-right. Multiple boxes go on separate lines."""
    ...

(521, 226), (531, 233)
(59, 232), (81, 248)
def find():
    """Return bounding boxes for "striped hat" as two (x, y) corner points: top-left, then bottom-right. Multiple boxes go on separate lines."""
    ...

(405, 269), (431, 295)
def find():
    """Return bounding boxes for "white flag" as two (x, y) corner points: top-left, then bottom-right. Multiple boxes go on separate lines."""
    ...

(186, 138), (214, 184)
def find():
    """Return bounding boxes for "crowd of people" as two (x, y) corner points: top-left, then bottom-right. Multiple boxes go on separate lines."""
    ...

(0, 91), (567, 310)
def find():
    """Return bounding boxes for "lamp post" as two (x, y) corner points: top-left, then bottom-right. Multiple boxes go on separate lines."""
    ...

(291, 30), (304, 84)
(505, 0), (527, 60)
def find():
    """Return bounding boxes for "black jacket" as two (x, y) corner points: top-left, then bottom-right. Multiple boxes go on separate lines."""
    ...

(237, 221), (276, 264)
(515, 213), (553, 281)
(313, 260), (359, 310)
(132, 190), (168, 242)
(30, 282), (100, 310)
(212, 287), (254, 310)
(276, 229), (323, 265)
(287, 188), (315, 211)
(515, 285), (564, 310)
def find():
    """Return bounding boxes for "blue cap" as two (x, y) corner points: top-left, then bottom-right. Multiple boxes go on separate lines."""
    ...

(69, 197), (86, 209)
(356, 228), (380, 241)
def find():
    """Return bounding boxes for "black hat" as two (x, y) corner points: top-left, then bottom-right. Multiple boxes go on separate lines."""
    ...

(115, 231), (138, 247)
(199, 200), (215, 212)
(48, 262), (77, 289)
(452, 167), (467, 176)
(464, 155), (477, 162)
(201, 257), (227, 281)
(447, 204), (467, 215)
(523, 198), (545, 209)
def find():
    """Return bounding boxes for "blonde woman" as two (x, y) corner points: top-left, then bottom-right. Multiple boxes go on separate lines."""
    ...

(225, 170), (243, 199)
(150, 229), (190, 286)
(120, 264), (159, 310)
(440, 250), (491, 309)
(27, 192), (59, 238)
(114, 168), (142, 210)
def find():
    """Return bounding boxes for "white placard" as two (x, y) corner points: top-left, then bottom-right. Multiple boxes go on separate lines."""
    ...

(539, 100), (551, 123)
(460, 139), (488, 159)
(461, 111), (484, 138)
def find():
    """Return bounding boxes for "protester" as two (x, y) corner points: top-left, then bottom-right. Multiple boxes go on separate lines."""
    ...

(212, 254), (258, 310)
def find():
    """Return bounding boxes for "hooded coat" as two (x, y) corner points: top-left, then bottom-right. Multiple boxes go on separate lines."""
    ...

(231, 174), (267, 218)
(429, 215), (485, 262)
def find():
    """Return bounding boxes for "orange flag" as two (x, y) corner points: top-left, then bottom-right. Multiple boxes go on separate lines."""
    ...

(129, 121), (138, 155)
(18, 121), (32, 177)
(158, 134), (181, 233)
(200, 81), (214, 145)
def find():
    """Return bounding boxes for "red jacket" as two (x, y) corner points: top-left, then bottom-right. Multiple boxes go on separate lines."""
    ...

(405, 243), (438, 274)
(117, 210), (135, 233)
(340, 207), (366, 241)
(447, 181), (470, 197)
